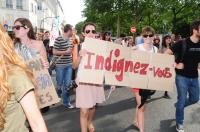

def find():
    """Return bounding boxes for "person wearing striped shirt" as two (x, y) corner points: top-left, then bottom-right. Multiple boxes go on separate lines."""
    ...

(53, 24), (74, 108)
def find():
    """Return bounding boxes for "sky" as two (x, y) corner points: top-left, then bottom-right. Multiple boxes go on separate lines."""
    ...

(59, 0), (86, 27)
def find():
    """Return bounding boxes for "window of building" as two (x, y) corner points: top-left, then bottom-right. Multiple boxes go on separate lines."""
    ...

(31, 3), (34, 12)
(35, 5), (37, 14)
(6, 0), (13, 8)
(16, 0), (23, 9)
(37, 2), (42, 10)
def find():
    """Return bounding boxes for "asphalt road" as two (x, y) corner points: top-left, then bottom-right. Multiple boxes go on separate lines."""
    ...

(43, 84), (200, 132)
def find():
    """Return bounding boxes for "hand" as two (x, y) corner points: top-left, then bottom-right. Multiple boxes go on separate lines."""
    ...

(110, 86), (116, 91)
(65, 48), (72, 55)
(175, 63), (184, 69)
(131, 46), (137, 50)
(79, 49), (87, 57)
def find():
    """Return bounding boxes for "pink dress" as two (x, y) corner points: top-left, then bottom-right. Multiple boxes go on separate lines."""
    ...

(75, 78), (105, 108)
(75, 49), (105, 108)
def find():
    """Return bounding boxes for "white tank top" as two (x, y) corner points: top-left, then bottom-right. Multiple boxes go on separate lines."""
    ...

(136, 44), (158, 53)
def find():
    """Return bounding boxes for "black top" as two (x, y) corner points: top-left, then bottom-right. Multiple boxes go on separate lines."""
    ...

(170, 37), (200, 78)
(153, 43), (160, 49)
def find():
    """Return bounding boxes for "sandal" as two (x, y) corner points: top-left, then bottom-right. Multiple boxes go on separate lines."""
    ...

(88, 124), (95, 132)
(133, 121), (139, 129)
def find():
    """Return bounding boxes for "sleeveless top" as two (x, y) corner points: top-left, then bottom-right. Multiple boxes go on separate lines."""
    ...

(14, 43), (48, 68)
(136, 44), (158, 53)
(15, 43), (39, 60)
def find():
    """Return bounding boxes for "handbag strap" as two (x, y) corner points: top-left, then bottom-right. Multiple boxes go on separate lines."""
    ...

(57, 54), (64, 60)
(50, 54), (64, 65)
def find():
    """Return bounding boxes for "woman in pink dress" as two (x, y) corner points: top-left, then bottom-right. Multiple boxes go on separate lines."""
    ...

(76, 23), (105, 132)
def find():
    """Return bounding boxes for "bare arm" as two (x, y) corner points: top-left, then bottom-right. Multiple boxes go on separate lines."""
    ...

(76, 49), (87, 64)
(53, 48), (72, 55)
(198, 63), (200, 69)
(20, 91), (48, 132)
(38, 41), (49, 69)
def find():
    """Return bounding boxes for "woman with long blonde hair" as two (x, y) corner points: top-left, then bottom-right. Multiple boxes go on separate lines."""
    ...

(0, 24), (47, 132)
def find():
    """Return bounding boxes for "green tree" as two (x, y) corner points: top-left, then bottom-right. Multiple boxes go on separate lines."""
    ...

(75, 21), (85, 34)
(83, 0), (200, 37)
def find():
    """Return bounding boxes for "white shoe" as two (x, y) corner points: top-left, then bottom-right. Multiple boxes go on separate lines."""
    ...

(65, 104), (75, 109)
(176, 124), (184, 132)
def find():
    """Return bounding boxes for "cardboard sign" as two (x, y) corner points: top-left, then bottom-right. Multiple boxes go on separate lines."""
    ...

(78, 38), (175, 91)
(50, 18), (59, 46)
(27, 57), (60, 108)
(147, 53), (175, 91)
(78, 38), (107, 84)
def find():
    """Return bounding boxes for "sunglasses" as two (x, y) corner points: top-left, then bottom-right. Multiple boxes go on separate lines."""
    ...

(85, 30), (96, 34)
(12, 25), (27, 30)
(95, 35), (100, 38)
(143, 34), (154, 38)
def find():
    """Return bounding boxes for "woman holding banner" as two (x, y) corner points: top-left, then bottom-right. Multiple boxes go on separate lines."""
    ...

(13, 18), (50, 113)
(0, 24), (47, 132)
(13, 18), (49, 68)
(132, 26), (158, 132)
(160, 35), (173, 99)
(76, 23), (106, 132)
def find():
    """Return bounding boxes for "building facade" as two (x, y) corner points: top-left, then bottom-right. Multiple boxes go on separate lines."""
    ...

(0, 0), (65, 32)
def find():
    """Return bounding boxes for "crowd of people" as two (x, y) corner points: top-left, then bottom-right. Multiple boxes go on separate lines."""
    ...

(0, 17), (199, 132)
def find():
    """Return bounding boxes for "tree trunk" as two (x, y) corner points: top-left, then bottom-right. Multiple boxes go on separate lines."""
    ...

(117, 14), (120, 37)
(172, 8), (177, 33)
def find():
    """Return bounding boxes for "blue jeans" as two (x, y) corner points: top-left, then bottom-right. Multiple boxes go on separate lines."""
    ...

(55, 64), (72, 106)
(175, 75), (199, 125)
(199, 79), (200, 99)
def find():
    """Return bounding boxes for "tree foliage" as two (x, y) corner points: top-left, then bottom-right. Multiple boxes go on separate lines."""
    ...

(77, 0), (200, 37)
(75, 21), (85, 34)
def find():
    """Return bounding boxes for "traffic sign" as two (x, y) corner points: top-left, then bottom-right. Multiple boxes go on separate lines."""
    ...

(130, 27), (136, 33)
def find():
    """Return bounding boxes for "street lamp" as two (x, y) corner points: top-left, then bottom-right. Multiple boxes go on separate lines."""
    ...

(40, 16), (59, 32)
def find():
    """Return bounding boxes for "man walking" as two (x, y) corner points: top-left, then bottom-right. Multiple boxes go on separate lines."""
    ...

(165, 20), (200, 132)
(53, 24), (74, 108)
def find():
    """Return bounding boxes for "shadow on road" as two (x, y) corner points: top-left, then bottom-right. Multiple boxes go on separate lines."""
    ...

(121, 124), (139, 132)
(44, 97), (135, 132)
(190, 105), (200, 124)
(146, 96), (164, 104)
(158, 119), (176, 132)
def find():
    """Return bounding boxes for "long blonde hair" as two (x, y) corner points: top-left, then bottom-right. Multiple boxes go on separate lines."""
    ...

(0, 24), (35, 129)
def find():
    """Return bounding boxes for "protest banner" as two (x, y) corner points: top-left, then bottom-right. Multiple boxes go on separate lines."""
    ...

(78, 38), (107, 84)
(27, 57), (60, 108)
(78, 38), (175, 91)
(147, 53), (175, 91)
(50, 18), (59, 46)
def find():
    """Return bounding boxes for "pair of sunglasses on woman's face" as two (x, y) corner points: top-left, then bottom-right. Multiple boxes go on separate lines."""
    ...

(12, 25), (27, 30)
(143, 34), (154, 38)
(85, 30), (96, 34)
